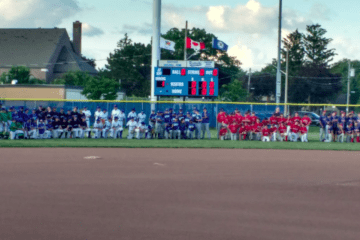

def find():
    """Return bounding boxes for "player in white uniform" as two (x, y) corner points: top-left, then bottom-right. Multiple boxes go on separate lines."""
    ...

(102, 117), (112, 138)
(110, 117), (122, 139)
(91, 118), (103, 138)
(94, 106), (102, 121)
(111, 105), (120, 120)
(126, 117), (138, 139)
(136, 121), (148, 139)
(128, 108), (137, 122)
(137, 111), (146, 124)
(82, 106), (91, 128)
(100, 109), (109, 121)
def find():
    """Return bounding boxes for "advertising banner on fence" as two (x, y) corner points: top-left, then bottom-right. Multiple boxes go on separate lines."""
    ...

(187, 61), (215, 68)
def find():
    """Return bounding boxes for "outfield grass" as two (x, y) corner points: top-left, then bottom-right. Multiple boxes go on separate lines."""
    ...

(1, 126), (360, 150)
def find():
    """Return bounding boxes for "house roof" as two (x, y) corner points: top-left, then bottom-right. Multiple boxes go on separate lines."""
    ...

(0, 28), (97, 75)
(0, 28), (66, 68)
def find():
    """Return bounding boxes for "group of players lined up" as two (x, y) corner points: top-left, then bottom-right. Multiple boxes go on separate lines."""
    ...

(0, 104), (212, 140)
(319, 110), (360, 143)
(216, 108), (311, 142)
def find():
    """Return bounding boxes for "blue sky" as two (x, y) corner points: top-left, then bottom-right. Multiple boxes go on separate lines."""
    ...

(1, 0), (359, 71)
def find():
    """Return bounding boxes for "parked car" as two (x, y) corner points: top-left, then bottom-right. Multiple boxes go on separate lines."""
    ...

(297, 111), (320, 126)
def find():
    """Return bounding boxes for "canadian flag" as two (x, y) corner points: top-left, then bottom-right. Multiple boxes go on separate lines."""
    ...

(186, 37), (205, 51)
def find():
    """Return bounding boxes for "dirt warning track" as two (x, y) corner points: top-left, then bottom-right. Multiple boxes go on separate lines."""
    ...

(1, 148), (360, 240)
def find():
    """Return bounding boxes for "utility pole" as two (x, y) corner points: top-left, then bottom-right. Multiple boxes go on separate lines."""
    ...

(275, 0), (282, 105)
(347, 61), (355, 113)
(284, 50), (289, 116)
(184, 21), (188, 61)
(247, 68), (251, 101)
(151, 0), (161, 110)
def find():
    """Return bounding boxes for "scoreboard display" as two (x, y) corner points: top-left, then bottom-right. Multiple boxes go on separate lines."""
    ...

(154, 67), (219, 97)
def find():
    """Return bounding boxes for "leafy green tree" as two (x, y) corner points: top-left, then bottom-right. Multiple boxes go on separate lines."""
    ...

(103, 29), (243, 97)
(82, 76), (120, 100)
(282, 29), (305, 75)
(0, 66), (44, 84)
(102, 34), (151, 97)
(331, 59), (360, 104)
(303, 24), (336, 67)
(220, 79), (247, 102)
(59, 71), (92, 86)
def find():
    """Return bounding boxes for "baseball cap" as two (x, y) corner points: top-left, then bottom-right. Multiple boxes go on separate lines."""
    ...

(115, 116), (119, 119)
(203, 107), (207, 110)
(83, 106), (87, 108)
(114, 104), (118, 107)
(151, 110), (155, 112)
(132, 108), (135, 111)
(108, 117), (112, 120)
(103, 108), (106, 111)
(141, 122), (145, 124)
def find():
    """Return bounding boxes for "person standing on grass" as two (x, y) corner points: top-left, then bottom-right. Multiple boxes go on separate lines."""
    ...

(301, 113), (312, 132)
(201, 107), (211, 139)
(319, 110), (328, 142)
(82, 106), (91, 128)
(194, 110), (202, 139)
(216, 108), (226, 139)
(227, 120), (239, 141)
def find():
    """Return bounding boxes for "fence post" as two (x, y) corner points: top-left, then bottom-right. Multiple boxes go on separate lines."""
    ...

(251, 104), (253, 113)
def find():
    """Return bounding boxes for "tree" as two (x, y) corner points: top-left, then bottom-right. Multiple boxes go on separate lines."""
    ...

(103, 29), (243, 97)
(331, 59), (360, 104)
(290, 65), (342, 103)
(220, 79), (247, 102)
(303, 24), (336, 68)
(282, 29), (305, 75)
(103, 34), (151, 97)
(0, 66), (44, 84)
(82, 76), (120, 100)
(56, 71), (93, 86)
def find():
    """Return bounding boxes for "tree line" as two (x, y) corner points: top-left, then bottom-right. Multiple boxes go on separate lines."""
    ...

(1, 23), (359, 104)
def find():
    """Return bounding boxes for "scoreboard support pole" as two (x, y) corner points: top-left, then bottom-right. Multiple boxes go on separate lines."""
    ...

(151, 0), (162, 110)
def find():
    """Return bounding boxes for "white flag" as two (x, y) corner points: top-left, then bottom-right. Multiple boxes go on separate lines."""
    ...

(160, 37), (175, 52)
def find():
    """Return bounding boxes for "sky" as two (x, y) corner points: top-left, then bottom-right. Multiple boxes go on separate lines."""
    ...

(1, 0), (359, 71)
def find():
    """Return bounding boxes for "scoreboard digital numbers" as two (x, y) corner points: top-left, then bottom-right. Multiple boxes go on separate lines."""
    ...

(154, 67), (219, 97)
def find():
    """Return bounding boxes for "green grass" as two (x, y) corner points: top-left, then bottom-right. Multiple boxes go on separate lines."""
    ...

(1, 127), (359, 151)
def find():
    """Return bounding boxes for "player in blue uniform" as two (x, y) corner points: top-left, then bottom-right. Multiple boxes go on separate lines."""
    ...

(330, 111), (339, 142)
(171, 118), (181, 139)
(155, 111), (163, 139)
(201, 107), (211, 139)
(187, 119), (196, 139)
(319, 110), (328, 141)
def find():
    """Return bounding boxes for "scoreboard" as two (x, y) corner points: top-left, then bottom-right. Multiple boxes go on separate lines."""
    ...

(154, 67), (219, 97)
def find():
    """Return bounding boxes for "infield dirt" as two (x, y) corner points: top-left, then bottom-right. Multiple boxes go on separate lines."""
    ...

(1, 148), (360, 240)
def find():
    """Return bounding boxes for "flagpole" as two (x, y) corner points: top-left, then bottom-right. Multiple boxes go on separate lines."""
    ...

(184, 20), (188, 61)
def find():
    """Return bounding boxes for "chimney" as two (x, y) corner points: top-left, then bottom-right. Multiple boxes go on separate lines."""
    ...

(73, 21), (82, 56)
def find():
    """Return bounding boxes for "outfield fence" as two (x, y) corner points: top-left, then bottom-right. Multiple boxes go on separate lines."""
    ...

(1, 98), (360, 128)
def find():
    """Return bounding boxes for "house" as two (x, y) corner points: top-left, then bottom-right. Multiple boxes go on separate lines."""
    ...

(0, 21), (97, 83)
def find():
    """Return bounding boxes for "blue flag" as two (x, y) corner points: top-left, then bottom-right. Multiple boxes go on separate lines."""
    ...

(212, 38), (228, 51)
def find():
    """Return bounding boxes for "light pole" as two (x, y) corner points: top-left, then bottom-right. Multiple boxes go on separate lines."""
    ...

(346, 61), (355, 113)
(151, 0), (161, 110)
(276, 0), (282, 105)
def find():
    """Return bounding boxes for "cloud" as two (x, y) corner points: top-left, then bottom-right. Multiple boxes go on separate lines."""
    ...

(0, 0), (81, 28)
(82, 23), (104, 37)
(119, 23), (152, 35)
(206, 0), (311, 35)
(331, 37), (360, 62)
(228, 43), (254, 69)
(309, 3), (331, 21)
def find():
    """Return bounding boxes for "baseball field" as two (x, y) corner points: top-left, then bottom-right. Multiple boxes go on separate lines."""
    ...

(1, 148), (360, 240)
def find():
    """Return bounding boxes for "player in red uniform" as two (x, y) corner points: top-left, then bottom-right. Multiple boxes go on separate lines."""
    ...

(243, 111), (252, 125)
(227, 120), (239, 141)
(269, 114), (278, 126)
(253, 118), (263, 141)
(245, 122), (254, 140)
(301, 113), (312, 131)
(238, 123), (247, 141)
(300, 123), (308, 142)
(284, 115), (293, 141)
(261, 117), (270, 127)
(292, 112), (301, 123)
(261, 125), (270, 142)
(269, 124), (278, 141)
(290, 121), (301, 142)
(219, 125), (228, 140)
(235, 110), (243, 125)
(250, 112), (258, 125)
(277, 113), (286, 126)
(278, 122), (287, 141)
(216, 108), (227, 138)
